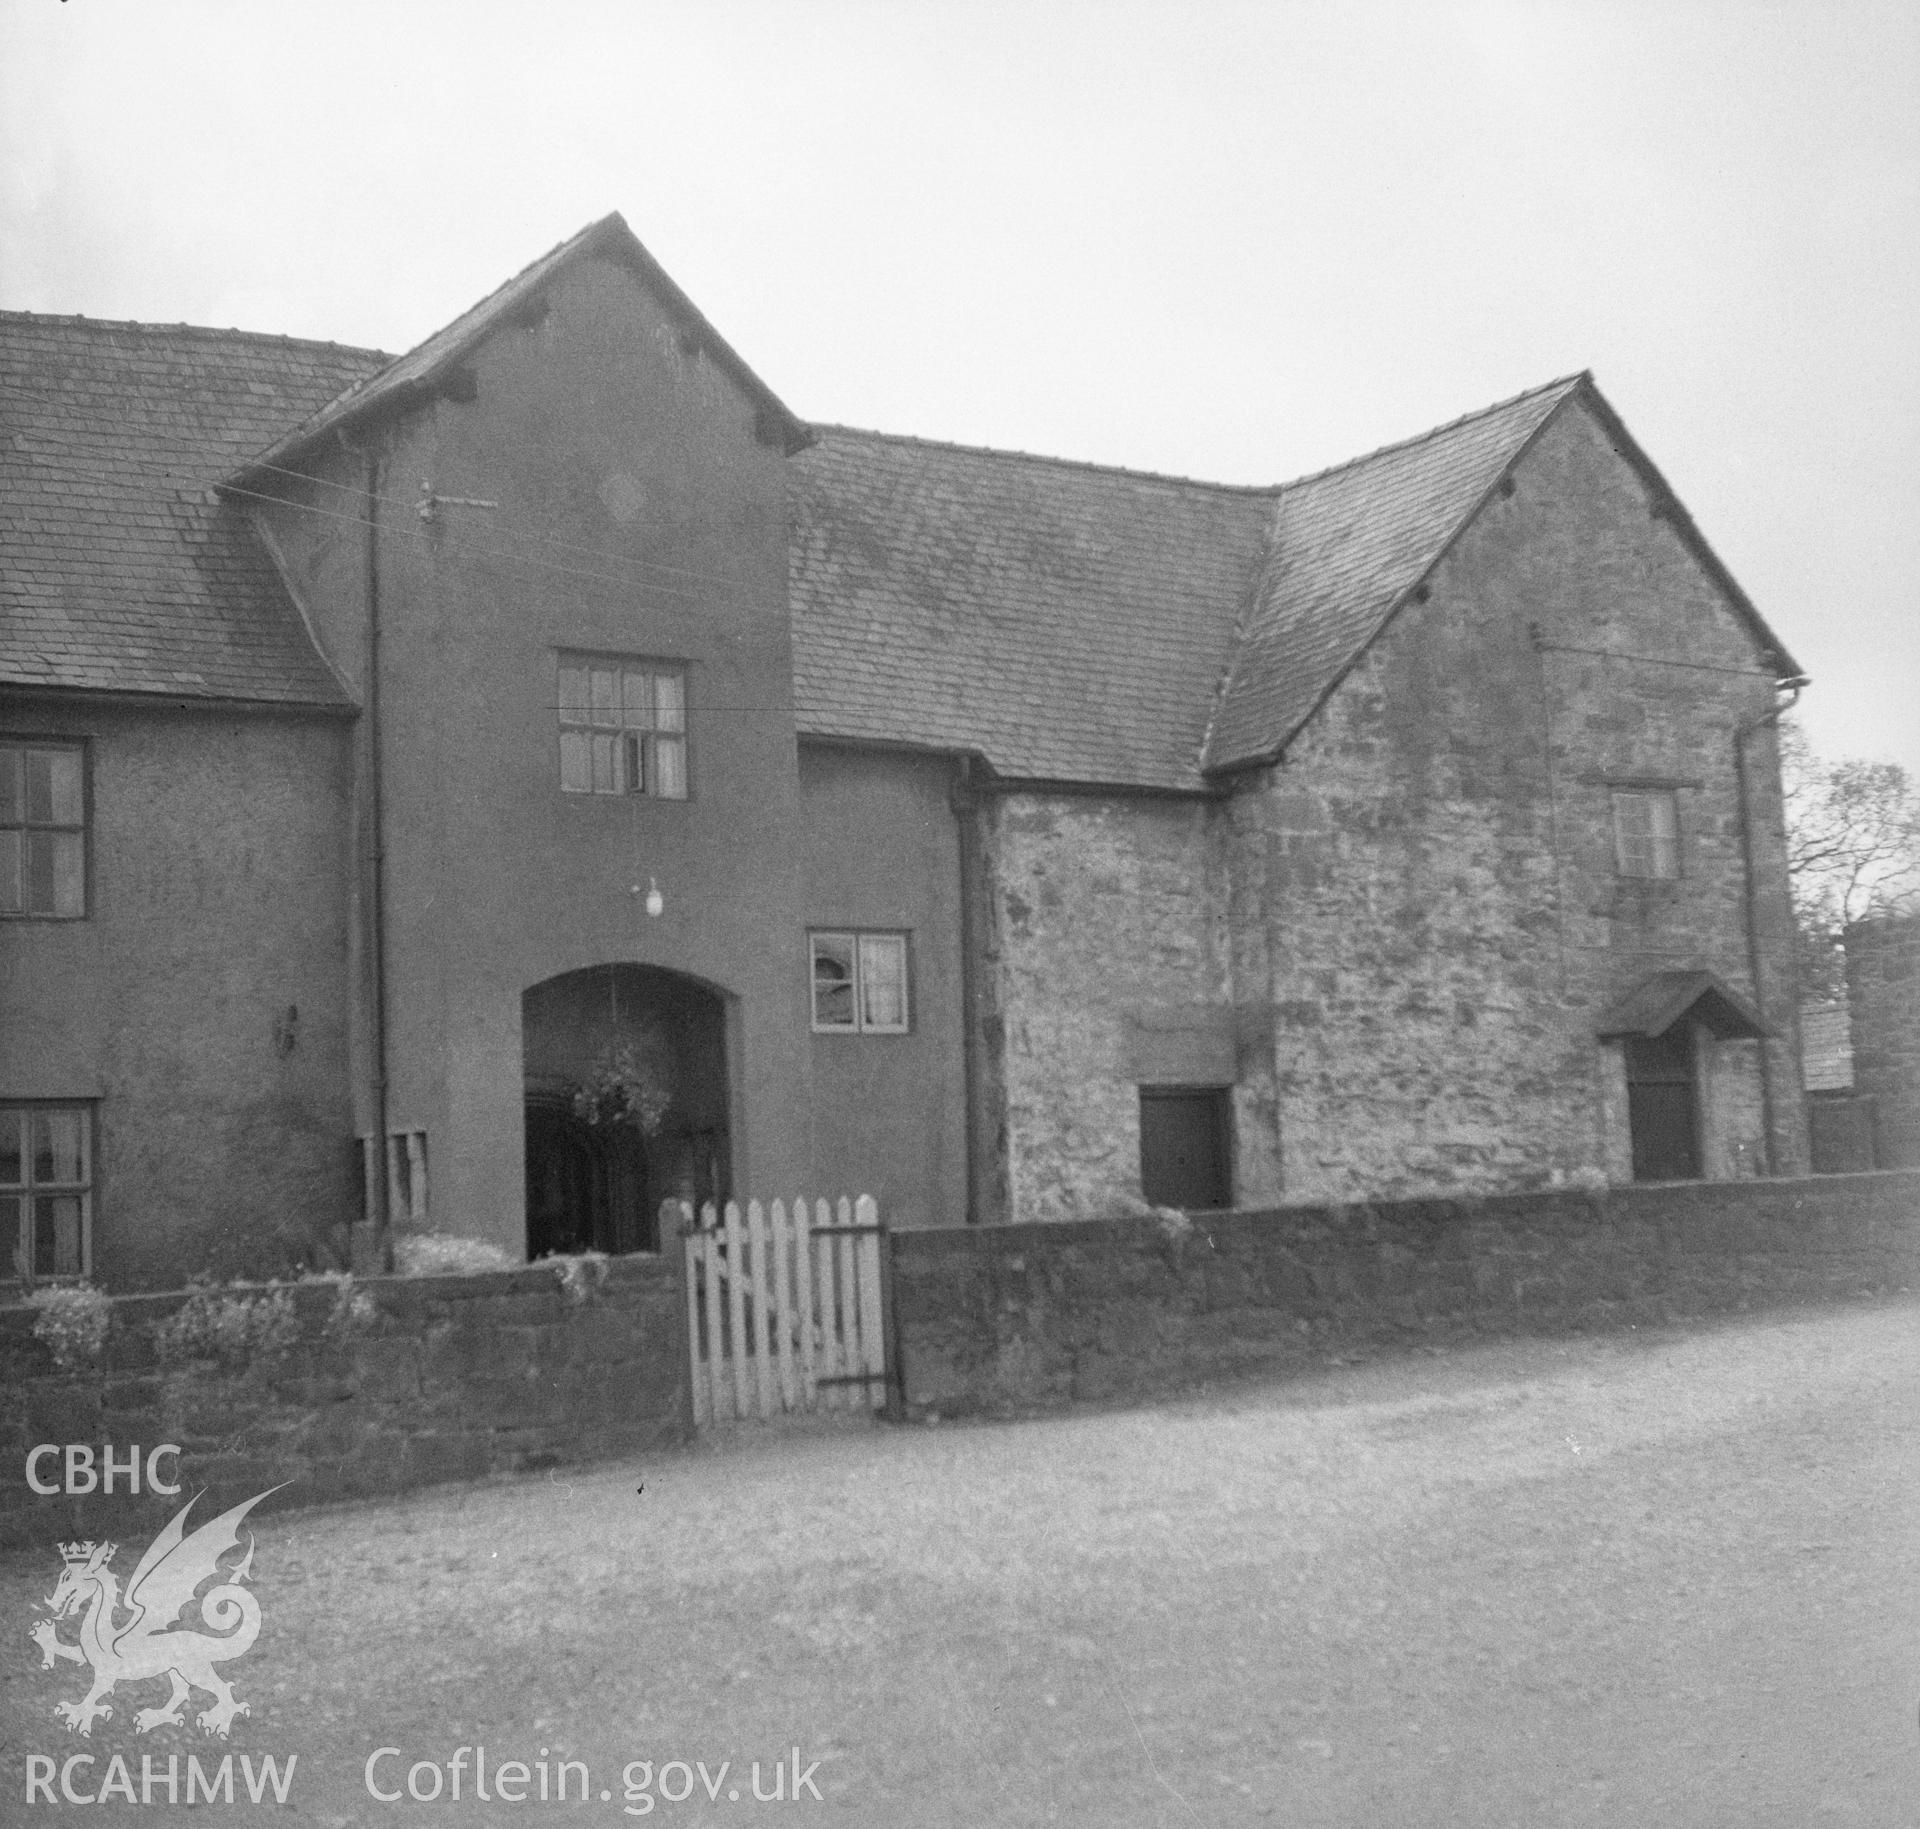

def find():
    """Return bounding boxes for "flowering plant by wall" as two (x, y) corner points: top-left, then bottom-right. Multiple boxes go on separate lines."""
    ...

(154, 1282), (298, 1367)
(394, 1233), (515, 1276)
(571, 1040), (673, 1136)
(548, 1250), (611, 1304)
(27, 1283), (113, 1370)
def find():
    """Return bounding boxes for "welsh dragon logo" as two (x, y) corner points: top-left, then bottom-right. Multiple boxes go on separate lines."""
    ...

(30, 1487), (281, 1738)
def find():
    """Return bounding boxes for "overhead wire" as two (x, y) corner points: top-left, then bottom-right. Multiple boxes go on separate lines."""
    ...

(6, 441), (945, 718)
(11, 439), (791, 624)
(228, 446), (782, 598)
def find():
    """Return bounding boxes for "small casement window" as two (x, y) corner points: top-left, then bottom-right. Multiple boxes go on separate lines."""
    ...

(1611, 787), (1680, 880)
(556, 656), (688, 799)
(2, 1103), (93, 1279)
(1, 741), (86, 917)
(810, 932), (910, 1034)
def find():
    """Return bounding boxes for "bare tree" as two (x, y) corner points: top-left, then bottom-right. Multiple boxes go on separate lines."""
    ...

(1781, 719), (1920, 1001)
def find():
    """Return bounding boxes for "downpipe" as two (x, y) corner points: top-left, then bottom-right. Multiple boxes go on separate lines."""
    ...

(1734, 674), (1808, 1175)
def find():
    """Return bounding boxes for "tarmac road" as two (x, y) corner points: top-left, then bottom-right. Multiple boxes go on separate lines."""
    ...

(4, 1296), (1916, 1826)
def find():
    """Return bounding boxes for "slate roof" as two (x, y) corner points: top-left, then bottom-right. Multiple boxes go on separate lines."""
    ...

(1, 312), (386, 705)
(5, 267), (1796, 780)
(234, 213), (810, 483)
(789, 431), (1276, 787)
(790, 379), (1598, 789)
(791, 373), (1802, 788)
(1202, 377), (1584, 772)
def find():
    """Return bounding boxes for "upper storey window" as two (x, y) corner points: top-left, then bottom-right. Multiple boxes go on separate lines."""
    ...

(1, 741), (86, 917)
(1611, 787), (1680, 880)
(557, 656), (688, 799)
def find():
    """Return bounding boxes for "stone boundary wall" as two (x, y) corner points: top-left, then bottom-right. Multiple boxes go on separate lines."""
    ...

(0, 1256), (687, 1555)
(890, 1171), (1920, 1416)
(1847, 914), (1920, 1169)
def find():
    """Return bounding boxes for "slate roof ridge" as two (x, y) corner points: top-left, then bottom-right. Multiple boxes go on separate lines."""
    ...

(806, 421), (1284, 499)
(0, 306), (389, 362)
(1270, 371), (1590, 495)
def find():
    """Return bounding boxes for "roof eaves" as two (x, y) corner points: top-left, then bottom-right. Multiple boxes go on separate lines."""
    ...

(0, 680), (358, 719)
(979, 771), (1226, 801)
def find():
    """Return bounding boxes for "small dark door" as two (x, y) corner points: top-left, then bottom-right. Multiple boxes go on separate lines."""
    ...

(1139, 1087), (1232, 1209)
(1625, 1028), (1701, 1182)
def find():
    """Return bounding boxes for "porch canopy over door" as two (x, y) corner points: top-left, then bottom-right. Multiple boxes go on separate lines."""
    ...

(1596, 969), (1773, 1183)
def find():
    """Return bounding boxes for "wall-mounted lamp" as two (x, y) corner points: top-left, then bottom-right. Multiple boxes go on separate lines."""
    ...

(631, 875), (664, 918)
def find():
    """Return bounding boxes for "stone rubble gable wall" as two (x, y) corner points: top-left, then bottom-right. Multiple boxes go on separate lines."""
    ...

(1847, 914), (1920, 1167)
(1234, 628), (1590, 1201)
(987, 792), (1262, 1223)
(1238, 397), (1804, 1203)
(1516, 402), (1803, 1176)
(0, 1256), (686, 1554)
(889, 1170), (1920, 1417)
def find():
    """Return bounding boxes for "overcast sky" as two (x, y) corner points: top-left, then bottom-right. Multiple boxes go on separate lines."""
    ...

(3, 0), (1914, 774)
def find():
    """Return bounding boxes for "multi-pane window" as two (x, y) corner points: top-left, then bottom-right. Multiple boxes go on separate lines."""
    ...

(557, 657), (687, 799)
(1611, 788), (1679, 880)
(2, 1104), (92, 1279)
(810, 932), (910, 1034)
(1, 742), (85, 917)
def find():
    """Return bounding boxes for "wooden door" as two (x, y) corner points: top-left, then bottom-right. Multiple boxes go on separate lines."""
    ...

(1625, 1029), (1701, 1181)
(1139, 1087), (1232, 1209)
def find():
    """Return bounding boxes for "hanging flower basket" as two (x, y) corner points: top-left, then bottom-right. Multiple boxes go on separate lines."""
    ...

(570, 1041), (672, 1136)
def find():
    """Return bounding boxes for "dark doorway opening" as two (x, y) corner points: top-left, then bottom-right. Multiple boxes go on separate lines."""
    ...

(522, 964), (731, 1260)
(1140, 1085), (1233, 1209)
(1625, 1026), (1701, 1182)
(524, 1095), (654, 1258)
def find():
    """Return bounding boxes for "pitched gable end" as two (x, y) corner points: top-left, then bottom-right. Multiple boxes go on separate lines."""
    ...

(1202, 376), (1584, 775)
(1202, 375), (1805, 778)
(1560, 380), (1802, 683)
(229, 213), (811, 488)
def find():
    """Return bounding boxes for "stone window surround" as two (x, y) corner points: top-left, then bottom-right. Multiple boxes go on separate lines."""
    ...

(1609, 781), (1684, 880)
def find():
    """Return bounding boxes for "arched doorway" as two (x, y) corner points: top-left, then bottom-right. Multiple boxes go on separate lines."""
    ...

(522, 965), (731, 1260)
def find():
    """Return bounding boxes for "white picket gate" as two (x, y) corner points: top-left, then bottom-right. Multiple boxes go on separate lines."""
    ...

(679, 1196), (890, 1427)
